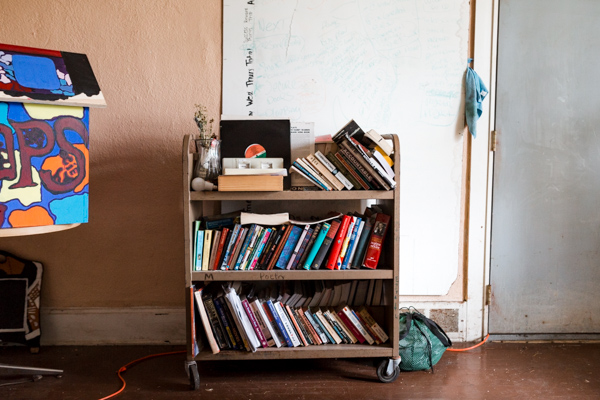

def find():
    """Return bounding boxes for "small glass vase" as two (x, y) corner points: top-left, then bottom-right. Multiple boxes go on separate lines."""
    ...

(194, 138), (221, 183)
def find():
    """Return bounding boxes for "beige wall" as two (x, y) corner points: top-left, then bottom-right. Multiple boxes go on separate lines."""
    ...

(1, 0), (222, 308)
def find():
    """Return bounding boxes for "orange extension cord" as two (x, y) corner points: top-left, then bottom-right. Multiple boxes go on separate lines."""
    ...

(97, 335), (490, 398)
(446, 334), (490, 352)
(97, 350), (186, 400)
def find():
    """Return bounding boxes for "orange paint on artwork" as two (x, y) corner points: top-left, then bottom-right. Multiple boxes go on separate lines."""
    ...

(8, 206), (54, 228)
(41, 144), (89, 193)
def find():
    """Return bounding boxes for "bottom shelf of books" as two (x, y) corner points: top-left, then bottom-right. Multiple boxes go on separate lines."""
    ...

(189, 280), (396, 360)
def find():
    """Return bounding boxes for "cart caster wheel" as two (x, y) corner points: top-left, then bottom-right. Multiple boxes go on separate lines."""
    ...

(376, 359), (400, 383)
(188, 363), (200, 390)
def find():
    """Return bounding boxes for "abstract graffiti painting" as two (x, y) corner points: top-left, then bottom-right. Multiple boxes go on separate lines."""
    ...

(0, 43), (105, 108)
(0, 102), (89, 229)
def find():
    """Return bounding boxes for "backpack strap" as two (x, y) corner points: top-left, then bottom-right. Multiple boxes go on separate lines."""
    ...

(412, 313), (452, 347)
(398, 312), (413, 341)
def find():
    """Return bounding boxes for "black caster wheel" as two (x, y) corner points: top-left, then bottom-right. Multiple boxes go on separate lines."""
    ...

(188, 363), (200, 390)
(376, 359), (400, 383)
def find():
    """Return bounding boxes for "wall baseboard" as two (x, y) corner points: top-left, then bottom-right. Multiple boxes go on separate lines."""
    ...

(40, 307), (186, 346)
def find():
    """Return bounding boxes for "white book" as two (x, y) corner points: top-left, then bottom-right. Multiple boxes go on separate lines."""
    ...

(274, 302), (301, 347)
(251, 298), (281, 348)
(224, 288), (260, 352)
(342, 306), (374, 345)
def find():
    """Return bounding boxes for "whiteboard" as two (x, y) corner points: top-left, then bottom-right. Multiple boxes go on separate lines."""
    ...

(223, 0), (469, 295)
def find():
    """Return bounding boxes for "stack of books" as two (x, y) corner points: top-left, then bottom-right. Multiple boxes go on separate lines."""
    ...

(193, 281), (390, 354)
(192, 206), (391, 271)
(291, 120), (396, 191)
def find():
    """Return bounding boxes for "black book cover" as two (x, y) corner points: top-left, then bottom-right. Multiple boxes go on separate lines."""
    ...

(220, 119), (291, 189)
(310, 219), (341, 270)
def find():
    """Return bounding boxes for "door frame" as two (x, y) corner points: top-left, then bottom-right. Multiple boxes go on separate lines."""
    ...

(464, 0), (498, 341)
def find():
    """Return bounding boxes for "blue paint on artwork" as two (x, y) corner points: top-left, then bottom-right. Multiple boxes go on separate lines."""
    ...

(12, 55), (61, 90)
(49, 193), (88, 224)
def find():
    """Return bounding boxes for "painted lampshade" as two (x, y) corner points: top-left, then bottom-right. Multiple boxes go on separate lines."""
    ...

(0, 43), (105, 231)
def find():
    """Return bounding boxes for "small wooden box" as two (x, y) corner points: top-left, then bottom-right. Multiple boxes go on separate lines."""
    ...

(217, 175), (283, 191)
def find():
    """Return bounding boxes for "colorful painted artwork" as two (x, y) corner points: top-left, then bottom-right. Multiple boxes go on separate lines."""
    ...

(0, 101), (89, 229)
(0, 43), (105, 108)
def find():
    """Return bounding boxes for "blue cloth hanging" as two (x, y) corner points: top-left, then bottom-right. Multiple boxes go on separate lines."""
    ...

(465, 58), (488, 138)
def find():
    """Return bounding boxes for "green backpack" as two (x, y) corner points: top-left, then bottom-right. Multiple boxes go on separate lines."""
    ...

(398, 309), (452, 372)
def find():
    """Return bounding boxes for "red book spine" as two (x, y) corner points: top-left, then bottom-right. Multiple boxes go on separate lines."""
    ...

(212, 228), (230, 270)
(325, 215), (352, 270)
(242, 299), (269, 348)
(362, 214), (390, 269)
(336, 310), (365, 343)
(285, 305), (308, 347)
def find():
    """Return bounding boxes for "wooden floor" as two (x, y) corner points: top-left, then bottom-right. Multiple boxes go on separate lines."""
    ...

(1, 342), (599, 399)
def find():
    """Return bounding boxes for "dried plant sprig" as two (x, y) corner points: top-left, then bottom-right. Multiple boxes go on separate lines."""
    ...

(194, 104), (215, 141)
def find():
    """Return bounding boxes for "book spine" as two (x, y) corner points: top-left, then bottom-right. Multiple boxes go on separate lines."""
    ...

(214, 296), (244, 350)
(337, 145), (381, 189)
(334, 151), (370, 189)
(284, 305), (308, 346)
(207, 230), (221, 271)
(349, 136), (396, 188)
(362, 213), (391, 269)
(224, 290), (259, 352)
(286, 225), (311, 270)
(234, 225), (257, 270)
(297, 224), (321, 268)
(306, 154), (344, 190)
(351, 218), (373, 269)
(256, 226), (279, 269)
(311, 309), (337, 344)
(266, 300), (293, 347)
(260, 227), (284, 269)
(337, 308), (366, 344)
(226, 227), (247, 270)
(240, 226), (263, 270)
(249, 228), (272, 270)
(326, 151), (363, 190)
(194, 230), (204, 271)
(302, 222), (330, 270)
(242, 299), (269, 348)
(343, 306), (375, 344)
(291, 162), (329, 191)
(304, 309), (329, 344)
(352, 309), (381, 344)
(329, 309), (357, 343)
(219, 225), (241, 270)
(251, 299), (278, 347)
(336, 216), (356, 269)
(310, 220), (340, 270)
(325, 215), (352, 270)
(297, 158), (333, 191)
(317, 310), (342, 344)
(275, 225), (302, 269)
(202, 230), (213, 271)
(297, 309), (322, 345)
(339, 137), (388, 189)
(341, 219), (363, 270)
(315, 150), (354, 190)
(274, 302), (301, 347)
(193, 288), (220, 354)
(212, 228), (228, 270)
(323, 310), (350, 343)
(267, 225), (292, 270)
(290, 227), (313, 270)
(357, 307), (389, 343)
(202, 295), (230, 349)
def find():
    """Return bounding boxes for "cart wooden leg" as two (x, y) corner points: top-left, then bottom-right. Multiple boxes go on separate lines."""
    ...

(185, 360), (200, 390)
